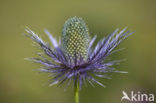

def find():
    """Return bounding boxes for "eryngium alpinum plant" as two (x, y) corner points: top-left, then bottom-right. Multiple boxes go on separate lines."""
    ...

(25, 16), (133, 103)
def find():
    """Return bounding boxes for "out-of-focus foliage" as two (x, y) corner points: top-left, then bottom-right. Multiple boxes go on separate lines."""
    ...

(0, 0), (156, 103)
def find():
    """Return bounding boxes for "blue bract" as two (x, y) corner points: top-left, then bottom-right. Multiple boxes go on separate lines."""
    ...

(25, 16), (133, 89)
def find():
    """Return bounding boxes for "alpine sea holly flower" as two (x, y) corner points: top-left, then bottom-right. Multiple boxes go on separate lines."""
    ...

(25, 16), (133, 103)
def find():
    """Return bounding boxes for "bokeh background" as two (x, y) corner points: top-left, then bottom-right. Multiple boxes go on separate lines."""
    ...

(0, 0), (156, 103)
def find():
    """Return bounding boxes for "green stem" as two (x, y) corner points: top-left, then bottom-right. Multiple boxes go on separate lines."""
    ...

(74, 80), (79, 103)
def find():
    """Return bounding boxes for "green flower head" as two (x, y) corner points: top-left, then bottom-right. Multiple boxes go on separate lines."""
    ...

(62, 16), (90, 59)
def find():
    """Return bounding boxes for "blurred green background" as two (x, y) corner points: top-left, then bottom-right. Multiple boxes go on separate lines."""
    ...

(0, 0), (156, 103)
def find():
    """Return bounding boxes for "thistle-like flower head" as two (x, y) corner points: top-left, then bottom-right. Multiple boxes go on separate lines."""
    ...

(25, 16), (133, 88)
(62, 17), (90, 59)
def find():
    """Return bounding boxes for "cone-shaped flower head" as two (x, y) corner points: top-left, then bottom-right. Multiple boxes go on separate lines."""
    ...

(25, 16), (133, 88)
(62, 17), (90, 59)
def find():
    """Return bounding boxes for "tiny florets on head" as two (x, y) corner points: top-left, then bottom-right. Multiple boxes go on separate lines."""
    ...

(62, 16), (90, 60)
(25, 16), (133, 89)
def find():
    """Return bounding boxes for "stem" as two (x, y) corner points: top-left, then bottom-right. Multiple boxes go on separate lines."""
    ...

(74, 79), (79, 103)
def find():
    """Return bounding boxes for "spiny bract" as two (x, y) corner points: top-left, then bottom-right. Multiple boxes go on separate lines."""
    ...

(25, 16), (133, 88)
